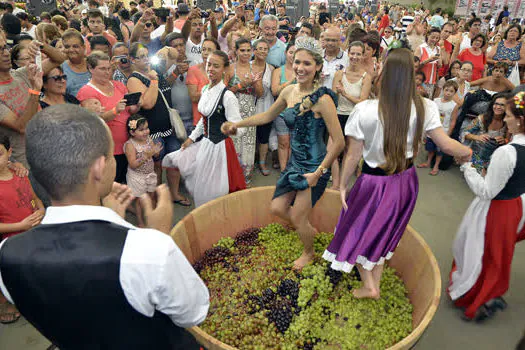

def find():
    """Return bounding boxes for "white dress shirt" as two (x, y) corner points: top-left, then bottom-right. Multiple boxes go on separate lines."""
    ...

(322, 49), (349, 89)
(345, 98), (442, 168)
(0, 205), (210, 329)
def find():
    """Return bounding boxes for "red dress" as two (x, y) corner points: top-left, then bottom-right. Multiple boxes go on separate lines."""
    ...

(448, 136), (525, 319)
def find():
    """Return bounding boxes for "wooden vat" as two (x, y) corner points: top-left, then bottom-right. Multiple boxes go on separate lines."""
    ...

(170, 187), (441, 350)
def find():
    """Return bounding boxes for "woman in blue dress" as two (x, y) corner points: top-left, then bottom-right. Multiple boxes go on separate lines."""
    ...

(222, 37), (345, 270)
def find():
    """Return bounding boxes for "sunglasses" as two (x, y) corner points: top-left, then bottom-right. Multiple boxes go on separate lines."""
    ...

(44, 74), (68, 82)
(145, 22), (153, 28)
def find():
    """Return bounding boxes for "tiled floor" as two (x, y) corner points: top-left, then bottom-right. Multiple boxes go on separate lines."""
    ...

(1, 158), (524, 350)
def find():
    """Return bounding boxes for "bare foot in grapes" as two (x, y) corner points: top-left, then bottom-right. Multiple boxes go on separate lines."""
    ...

(352, 287), (380, 300)
(292, 252), (314, 271)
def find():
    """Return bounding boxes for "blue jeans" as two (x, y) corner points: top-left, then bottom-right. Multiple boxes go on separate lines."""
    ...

(154, 133), (181, 162)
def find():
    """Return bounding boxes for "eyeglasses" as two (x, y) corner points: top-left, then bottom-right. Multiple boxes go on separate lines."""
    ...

(45, 74), (68, 82)
(460, 68), (472, 73)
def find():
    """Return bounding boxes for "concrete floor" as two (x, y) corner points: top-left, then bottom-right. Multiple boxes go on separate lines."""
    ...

(1, 155), (524, 350)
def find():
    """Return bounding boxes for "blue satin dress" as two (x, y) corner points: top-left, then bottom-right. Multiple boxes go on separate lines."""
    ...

(272, 87), (338, 207)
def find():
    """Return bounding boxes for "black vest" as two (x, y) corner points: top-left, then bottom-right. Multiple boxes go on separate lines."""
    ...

(203, 88), (228, 144)
(495, 144), (525, 200)
(0, 221), (200, 350)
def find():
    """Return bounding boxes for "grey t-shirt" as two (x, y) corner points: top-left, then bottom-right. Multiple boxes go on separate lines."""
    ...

(0, 67), (31, 166)
(62, 61), (91, 98)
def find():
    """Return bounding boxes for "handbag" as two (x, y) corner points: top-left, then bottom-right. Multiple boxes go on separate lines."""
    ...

(508, 62), (520, 86)
(158, 88), (187, 141)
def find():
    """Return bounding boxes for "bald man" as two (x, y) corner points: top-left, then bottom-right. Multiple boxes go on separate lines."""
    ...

(321, 26), (349, 89)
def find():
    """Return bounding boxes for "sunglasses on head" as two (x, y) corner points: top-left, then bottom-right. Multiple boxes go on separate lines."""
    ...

(44, 74), (68, 82)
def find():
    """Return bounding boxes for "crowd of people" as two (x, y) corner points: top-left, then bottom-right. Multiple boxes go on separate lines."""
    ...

(0, 0), (524, 347)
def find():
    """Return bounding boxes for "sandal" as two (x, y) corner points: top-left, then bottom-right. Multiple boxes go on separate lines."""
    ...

(173, 197), (191, 207)
(417, 163), (429, 168)
(0, 303), (21, 324)
(429, 169), (439, 176)
(259, 161), (271, 176)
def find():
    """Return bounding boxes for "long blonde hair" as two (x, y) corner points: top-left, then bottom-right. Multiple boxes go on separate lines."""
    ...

(378, 49), (425, 174)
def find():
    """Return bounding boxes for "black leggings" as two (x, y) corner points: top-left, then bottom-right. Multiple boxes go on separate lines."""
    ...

(115, 154), (128, 184)
(256, 122), (273, 144)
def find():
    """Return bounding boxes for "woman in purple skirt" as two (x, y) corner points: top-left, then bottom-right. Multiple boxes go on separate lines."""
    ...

(322, 48), (472, 300)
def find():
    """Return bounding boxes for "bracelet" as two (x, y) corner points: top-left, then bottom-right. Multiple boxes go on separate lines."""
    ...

(112, 107), (118, 116)
(171, 72), (179, 80)
(236, 83), (243, 90)
(28, 89), (40, 95)
(150, 79), (159, 84)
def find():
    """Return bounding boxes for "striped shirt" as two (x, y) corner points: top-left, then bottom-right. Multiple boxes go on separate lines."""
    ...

(401, 15), (414, 33)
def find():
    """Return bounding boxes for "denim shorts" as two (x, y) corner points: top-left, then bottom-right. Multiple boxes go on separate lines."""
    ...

(425, 137), (443, 155)
(153, 133), (181, 162)
(274, 116), (289, 136)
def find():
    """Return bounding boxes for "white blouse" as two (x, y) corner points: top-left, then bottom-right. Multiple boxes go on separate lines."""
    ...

(345, 98), (442, 168)
(460, 133), (525, 201)
(190, 81), (244, 141)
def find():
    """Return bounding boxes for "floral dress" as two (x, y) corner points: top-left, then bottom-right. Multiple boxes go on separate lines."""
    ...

(491, 41), (522, 77)
(229, 63), (257, 183)
(462, 116), (507, 174)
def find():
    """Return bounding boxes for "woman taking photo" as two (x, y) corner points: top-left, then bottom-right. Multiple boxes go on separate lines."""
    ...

(487, 25), (525, 77)
(225, 38), (263, 185)
(61, 29), (90, 97)
(222, 37), (345, 270)
(40, 66), (80, 108)
(77, 51), (139, 184)
(162, 50), (246, 207)
(331, 41), (372, 190)
(462, 93), (508, 175)
(252, 38), (275, 176)
(127, 43), (189, 206)
(415, 28), (443, 98)
(271, 40), (296, 171)
(322, 48), (471, 299)
(449, 91), (525, 322)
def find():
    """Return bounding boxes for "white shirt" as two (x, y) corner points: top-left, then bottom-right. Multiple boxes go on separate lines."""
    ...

(460, 134), (525, 201)
(434, 98), (456, 133)
(150, 24), (166, 39)
(345, 98), (442, 167)
(0, 205), (210, 329)
(322, 49), (349, 89)
(186, 37), (205, 67)
(459, 32), (472, 53)
(190, 81), (244, 141)
(22, 25), (36, 39)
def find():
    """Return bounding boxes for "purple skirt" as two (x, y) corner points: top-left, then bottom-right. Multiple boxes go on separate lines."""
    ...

(322, 166), (419, 273)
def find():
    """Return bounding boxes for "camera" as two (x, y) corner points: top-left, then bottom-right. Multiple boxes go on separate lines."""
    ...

(201, 10), (210, 18)
(114, 55), (129, 64)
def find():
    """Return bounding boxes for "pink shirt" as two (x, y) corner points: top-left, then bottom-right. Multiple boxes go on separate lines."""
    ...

(77, 81), (130, 155)
(186, 65), (209, 126)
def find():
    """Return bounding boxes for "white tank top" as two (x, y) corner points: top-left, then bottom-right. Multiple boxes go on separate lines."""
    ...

(337, 71), (367, 116)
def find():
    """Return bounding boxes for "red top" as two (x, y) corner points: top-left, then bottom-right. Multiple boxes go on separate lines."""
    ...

(0, 173), (34, 239)
(77, 81), (130, 155)
(378, 14), (390, 31)
(438, 40), (454, 77)
(458, 48), (486, 81)
(186, 65), (209, 126)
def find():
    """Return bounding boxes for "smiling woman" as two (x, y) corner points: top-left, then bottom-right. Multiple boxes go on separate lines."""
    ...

(40, 66), (80, 109)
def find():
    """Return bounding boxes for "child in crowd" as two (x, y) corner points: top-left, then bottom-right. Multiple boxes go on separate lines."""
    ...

(82, 98), (104, 115)
(415, 71), (429, 98)
(0, 134), (45, 324)
(123, 115), (162, 227)
(418, 80), (459, 175)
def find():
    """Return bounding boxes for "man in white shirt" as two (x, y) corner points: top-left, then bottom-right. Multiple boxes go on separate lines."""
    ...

(15, 12), (35, 38)
(151, 8), (168, 40)
(0, 105), (209, 349)
(182, 8), (218, 66)
(322, 26), (349, 89)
